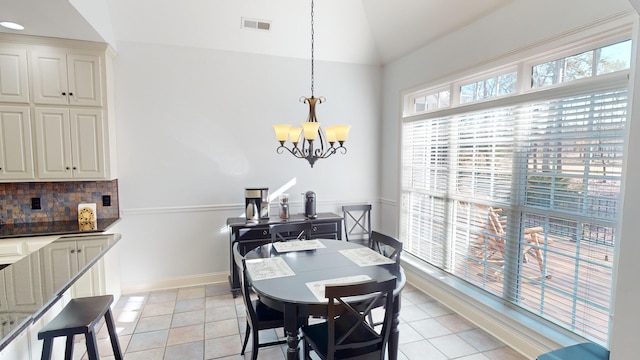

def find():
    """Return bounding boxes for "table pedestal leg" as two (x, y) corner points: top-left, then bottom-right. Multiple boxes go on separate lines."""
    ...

(388, 294), (402, 360)
(284, 304), (300, 360)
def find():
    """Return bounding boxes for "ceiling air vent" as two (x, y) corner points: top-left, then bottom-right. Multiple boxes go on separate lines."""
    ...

(241, 17), (271, 31)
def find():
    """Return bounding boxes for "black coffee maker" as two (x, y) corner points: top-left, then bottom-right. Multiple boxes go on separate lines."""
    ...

(304, 191), (317, 219)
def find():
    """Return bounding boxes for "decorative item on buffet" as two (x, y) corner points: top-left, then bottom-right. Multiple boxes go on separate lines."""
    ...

(279, 193), (290, 219)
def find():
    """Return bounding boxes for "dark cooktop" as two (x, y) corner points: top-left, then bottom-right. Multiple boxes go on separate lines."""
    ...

(0, 218), (120, 239)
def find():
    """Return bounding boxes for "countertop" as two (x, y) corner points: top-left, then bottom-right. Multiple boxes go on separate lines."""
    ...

(0, 218), (120, 239)
(0, 232), (121, 351)
(226, 212), (342, 227)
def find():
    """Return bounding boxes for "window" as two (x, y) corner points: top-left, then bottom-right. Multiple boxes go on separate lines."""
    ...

(409, 88), (450, 114)
(532, 40), (632, 88)
(460, 70), (517, 104)
(401, 36), (630, 345)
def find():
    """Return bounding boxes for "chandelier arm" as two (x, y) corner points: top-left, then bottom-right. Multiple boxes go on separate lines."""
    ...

(276, 145), (305, 159)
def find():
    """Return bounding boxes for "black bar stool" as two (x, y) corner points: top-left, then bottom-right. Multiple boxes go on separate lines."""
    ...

(38, 295), (123, 360)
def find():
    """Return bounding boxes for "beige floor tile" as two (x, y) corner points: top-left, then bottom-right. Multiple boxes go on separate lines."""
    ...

(141, 301), (176, 318)
(167, 324), (204, 346)
(204, 334), (243, 359)
(205, 318), (240, 339)
(135, 314), (172, 333)
(113, 282), (529, 360)
(164, 340), (204, 359)
(399, 339), (448, 360)
(429, 334), (479, 358)
(126, 329), (169, 353)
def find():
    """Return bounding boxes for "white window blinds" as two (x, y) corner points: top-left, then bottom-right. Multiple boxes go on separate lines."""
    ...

(401, 82), (626, 344)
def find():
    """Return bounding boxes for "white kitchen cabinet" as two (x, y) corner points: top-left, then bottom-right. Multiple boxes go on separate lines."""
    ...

(33, 107), (107, 180)
(31, 50), (102, 106)
(0, 105), (34, 181)
(0, 325), (30, 360)
(0, 47), (29, 103)
(4, 254), (43, 312)
(0, 35), (117, 182)
(41, 237), (107, 298)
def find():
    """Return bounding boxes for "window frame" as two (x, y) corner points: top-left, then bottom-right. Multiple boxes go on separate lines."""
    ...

(400, 26), (632, 346)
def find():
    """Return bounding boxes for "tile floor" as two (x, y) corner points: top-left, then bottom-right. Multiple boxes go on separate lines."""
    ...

(70, 282), (527, 360)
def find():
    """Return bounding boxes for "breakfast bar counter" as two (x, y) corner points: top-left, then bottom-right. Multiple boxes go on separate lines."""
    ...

(0, 232), (122, 355)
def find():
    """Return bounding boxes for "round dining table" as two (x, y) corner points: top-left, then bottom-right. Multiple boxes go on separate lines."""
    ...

(244, 239), (406, 360)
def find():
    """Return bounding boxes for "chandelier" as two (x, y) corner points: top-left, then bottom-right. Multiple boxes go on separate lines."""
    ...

(272, 0), (351, 168)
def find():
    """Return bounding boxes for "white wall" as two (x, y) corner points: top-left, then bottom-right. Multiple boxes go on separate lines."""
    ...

(379, 0), (635, 357)
(112, 41), (382, 290)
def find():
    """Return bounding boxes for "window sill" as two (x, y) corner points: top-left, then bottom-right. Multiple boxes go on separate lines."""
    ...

(401, 253), (594, 358)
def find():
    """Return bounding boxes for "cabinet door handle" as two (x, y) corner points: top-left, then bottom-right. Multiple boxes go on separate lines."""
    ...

(62, 92), (66, 96)
(262, 230), (268, 236)
(72, 166), (77, 170)
(70, 249), (75, 253)
(66, 167), (70, 170)
(69, 92), (74, 96)
(312, 226), (318, 232)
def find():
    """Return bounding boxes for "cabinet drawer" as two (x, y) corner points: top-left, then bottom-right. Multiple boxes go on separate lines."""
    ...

(237, 227), (270, 240)
(310, 222), (338, 235)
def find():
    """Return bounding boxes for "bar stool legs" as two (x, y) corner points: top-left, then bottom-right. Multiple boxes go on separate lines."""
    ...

(38, 295), (123, 360)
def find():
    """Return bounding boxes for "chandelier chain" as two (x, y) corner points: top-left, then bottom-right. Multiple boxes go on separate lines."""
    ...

(310, 0), (315, 97)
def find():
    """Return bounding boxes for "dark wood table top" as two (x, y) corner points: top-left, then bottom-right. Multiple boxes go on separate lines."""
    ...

(245, 239), (405, 310)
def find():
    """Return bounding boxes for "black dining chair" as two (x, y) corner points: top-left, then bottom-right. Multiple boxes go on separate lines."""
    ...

(367, 231), (403, 328)
(370, 231), (403, 266)
(270, 222), (311, 242)
(342, 204), (372, 246)
(301, 278), (396, 360)
(233, 243), (303, 360)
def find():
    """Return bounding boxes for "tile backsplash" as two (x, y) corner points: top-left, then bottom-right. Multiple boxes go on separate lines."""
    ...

(0, 180), (119, 224)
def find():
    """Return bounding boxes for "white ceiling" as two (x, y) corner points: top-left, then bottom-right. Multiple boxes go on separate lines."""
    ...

(0, 0), (511, 65)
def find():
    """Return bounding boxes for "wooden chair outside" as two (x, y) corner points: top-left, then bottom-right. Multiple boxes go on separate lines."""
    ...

(483, 207), (549, 279)
(301, 278), (396, 360)
(269, 222), (311, 242)
(342, 204), (372, 246)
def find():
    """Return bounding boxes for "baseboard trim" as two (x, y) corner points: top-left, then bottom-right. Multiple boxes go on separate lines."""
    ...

(121, 272), (228, 294)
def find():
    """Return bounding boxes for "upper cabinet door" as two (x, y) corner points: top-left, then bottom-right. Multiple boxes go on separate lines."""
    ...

(66, 54), (103, 107)
(31, 50), (103, 107)
(69, 108), (105, 179)
(0, 106), (34, 181)
(0, 48), (29, 103)
(33, 107), (73, 180)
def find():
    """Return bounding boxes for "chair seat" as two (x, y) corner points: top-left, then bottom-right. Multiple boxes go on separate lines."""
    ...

(304, 314), (384, 359)
(38, 295), (113, 339)
(253, 300), (287, 329)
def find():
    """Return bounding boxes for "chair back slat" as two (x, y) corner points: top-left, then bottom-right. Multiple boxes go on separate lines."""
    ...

(370, 231), (403, 265)
(323, 277), (396, 360)
(270, 223), (310, 242)
(342, 204), (372, 244)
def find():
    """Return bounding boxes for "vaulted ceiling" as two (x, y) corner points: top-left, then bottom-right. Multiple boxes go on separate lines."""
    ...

(1, 0), (511, 65)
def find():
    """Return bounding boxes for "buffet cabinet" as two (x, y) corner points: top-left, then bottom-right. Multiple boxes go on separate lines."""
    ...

(226, 212), (343, 296)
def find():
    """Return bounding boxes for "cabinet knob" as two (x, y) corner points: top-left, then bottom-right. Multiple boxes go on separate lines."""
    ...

(62, 92), (66, 96)
(70, 249), (75, 253)
(66, 167), (70, 170)
(73, 166), (77, 170)
(262, 230), (268, 236)
(77, 249), (82, 253)
(69, 92), (74, 96)
(313, 226), (318, 232)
